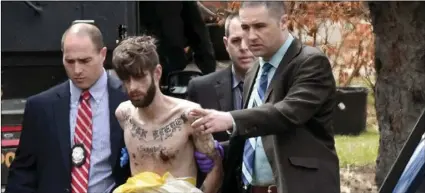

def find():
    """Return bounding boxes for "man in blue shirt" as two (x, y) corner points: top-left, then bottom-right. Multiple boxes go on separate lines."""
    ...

(189, 2), (340, 193)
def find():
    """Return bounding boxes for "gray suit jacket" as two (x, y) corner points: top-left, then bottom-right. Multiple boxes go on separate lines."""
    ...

(187, 66), (235, 189)
(223, 38), (340, 193)
(187, 66), (234, 142)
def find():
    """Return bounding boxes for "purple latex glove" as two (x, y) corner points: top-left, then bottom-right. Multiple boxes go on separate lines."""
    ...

(195, 140), (224, 173)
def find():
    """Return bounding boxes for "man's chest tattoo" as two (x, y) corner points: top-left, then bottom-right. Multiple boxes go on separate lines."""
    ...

(127, 113), (188, 142)
(152, 114), (188, 141)
(136, 144), (178, 162)
(128, 118), (148, 141)
(137, 144), (165, 155)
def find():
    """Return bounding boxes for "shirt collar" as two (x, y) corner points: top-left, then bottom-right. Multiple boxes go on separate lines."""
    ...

(231, 65), (243, 89)
(259, 33), (294, 69)
(70, 68), (108, 103)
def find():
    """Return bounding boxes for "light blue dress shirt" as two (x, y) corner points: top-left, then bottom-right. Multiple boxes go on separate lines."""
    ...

(69, 69), (115, 193)
(245, 34), (294, 186)
(393, 134), (425, 193)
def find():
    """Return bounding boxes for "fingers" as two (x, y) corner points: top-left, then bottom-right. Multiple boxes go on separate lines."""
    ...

(191, 116), (208, 129)
(198, 158), (214, 166)
(214, 140), (224, 158)
(189, 108), (209, 117)
(194, 151), (208, 158)
(203, 128), (215, 135)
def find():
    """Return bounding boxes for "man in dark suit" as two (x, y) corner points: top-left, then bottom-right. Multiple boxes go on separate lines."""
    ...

(6, 23), (130, 193)
(187, 12), (255, 189)
(187, 12), (255, 143)
(189, 2), (340, 193)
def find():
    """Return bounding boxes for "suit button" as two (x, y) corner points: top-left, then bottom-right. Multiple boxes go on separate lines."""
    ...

(64, 188), (70, 193)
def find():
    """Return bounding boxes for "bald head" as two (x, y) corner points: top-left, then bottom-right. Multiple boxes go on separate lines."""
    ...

(61, 23), (104, 51)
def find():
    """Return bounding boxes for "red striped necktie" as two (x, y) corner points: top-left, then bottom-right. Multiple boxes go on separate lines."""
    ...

(71, 90), (93, 193)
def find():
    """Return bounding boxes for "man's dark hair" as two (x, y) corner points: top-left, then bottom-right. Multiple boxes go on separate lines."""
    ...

(240, 1), (286, 19)
(61, 23), (104, 51)
(224, 12), (240, 37)
(112, 35), (159, 81)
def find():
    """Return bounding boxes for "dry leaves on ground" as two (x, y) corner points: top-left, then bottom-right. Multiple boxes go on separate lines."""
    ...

(341, 165), (378, 193)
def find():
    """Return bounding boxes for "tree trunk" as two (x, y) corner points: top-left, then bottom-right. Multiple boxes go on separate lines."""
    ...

(368, 2), (425, 187)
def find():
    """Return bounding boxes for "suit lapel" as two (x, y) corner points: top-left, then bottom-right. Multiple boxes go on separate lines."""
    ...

(107, 75), (127, 169)
(243, 61), (260, 108)
(264, 38), (303, 102)
(214, 67), (233, 111)
(53, 81), (72, 173)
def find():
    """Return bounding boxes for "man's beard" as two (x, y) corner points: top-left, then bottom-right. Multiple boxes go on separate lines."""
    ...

(130, 77), (156, 108)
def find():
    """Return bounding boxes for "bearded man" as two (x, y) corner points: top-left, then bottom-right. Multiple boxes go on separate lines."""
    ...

(112, 35), (223, 193)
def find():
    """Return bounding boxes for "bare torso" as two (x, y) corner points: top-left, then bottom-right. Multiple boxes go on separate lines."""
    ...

(118, 97), (201, 178)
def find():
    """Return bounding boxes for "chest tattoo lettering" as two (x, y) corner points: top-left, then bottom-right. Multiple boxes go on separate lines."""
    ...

(137, 144), (178, 163)
(128, 118), (148, 141)
(152, 114), (188, 141)
(137, 145), (165, 155)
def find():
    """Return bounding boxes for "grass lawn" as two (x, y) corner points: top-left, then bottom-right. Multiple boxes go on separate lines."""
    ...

(335, 78), (379, 168)
(335, 128), (379, 167)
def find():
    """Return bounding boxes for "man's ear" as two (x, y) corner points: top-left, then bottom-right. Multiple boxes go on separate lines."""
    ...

(280, 14), (288, 30)
(100, 47), (107, 64)
(223, 36), (229, 52)
(154, 64), (162, 83)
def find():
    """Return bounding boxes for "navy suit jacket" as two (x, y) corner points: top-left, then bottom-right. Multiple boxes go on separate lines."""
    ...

(5, 75), (131, 193)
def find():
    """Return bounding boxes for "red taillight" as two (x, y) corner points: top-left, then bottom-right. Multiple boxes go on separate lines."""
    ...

(1, 139), (19, 147)
(1, 125), (22, 132)
(1, 125), (22, 147)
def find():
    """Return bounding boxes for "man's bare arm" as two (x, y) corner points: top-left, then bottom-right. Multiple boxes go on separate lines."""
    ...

(192, 131), (223, 193)
(115, 101), (132, 130)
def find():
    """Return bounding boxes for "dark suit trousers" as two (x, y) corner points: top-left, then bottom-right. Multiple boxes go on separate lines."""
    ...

(181, 2), (216, 76)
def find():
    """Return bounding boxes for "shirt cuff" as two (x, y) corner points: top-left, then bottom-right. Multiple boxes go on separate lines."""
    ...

(231, 115), (237, 136)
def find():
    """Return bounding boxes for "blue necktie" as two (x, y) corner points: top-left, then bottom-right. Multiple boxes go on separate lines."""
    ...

(258, 63), (273, 101)
(237, 81), (244, 110)
(242, 63), (273, 185)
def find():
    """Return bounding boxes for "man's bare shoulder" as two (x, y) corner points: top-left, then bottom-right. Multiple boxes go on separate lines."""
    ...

(170, 97), (201, 110)
(115, 100), (135, 122)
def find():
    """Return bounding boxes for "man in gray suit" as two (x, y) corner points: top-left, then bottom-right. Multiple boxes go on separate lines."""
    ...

(187, 12), (255, 143)
(187, 12), (255, 189)
(190, 2), (340, 193)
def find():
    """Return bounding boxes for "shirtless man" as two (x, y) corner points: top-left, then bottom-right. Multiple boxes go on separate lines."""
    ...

(112, 35), (222, 193)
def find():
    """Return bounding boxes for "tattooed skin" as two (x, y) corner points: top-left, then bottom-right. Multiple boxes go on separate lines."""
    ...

(152, 115), (187, 141)
(137, 144), (165, 155)
(116, 98), (222, 193)
(129, 118), (148, 141)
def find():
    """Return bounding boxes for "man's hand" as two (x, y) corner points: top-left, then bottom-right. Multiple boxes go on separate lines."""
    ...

(194, 140), (224, 173)
(189, 108), (233, 134)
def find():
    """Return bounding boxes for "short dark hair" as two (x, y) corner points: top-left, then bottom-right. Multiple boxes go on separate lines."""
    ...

(61, 23), (104, 51)
(240, 1), (286, 19)
(224, 12), (240, 37)
(112, 35), (159, 81)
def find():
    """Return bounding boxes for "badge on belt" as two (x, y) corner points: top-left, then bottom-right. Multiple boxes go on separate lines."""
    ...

(71, 144), (86, 167)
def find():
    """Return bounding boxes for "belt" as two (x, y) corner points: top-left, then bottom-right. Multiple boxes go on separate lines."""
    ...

(249, 185), (277, 193)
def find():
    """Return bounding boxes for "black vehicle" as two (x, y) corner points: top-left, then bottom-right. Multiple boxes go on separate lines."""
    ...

(1, 2), (206, 191)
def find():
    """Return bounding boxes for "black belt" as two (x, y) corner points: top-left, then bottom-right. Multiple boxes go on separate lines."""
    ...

(248, 185), (277, 193)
